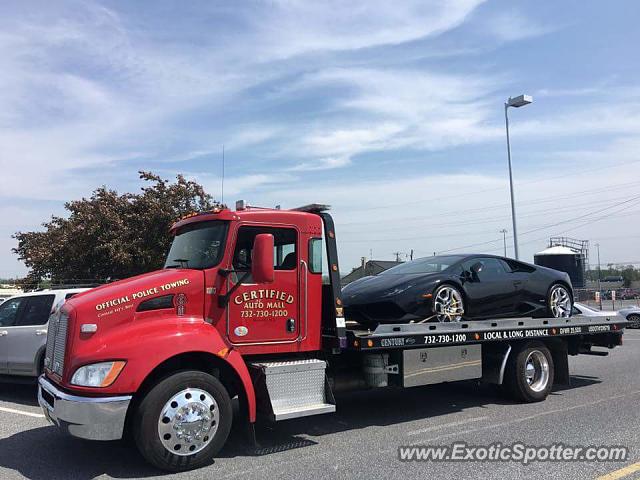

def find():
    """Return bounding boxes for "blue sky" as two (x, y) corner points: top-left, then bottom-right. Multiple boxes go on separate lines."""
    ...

(1, 0), (640, 277)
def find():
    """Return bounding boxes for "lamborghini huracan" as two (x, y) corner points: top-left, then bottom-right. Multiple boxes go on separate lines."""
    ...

(342, 254), (573, 325)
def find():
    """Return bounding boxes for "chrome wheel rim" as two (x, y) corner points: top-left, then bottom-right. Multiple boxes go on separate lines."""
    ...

(524, 350), (550, 392)
(550, 286), (571, 318)
(434, 286), (464, 322)
(157, 388), (219, 456)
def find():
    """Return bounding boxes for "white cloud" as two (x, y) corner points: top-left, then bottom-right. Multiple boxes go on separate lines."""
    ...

(483, 10), (558, 42)
(0, 1), (491, 203)
(512, 103), (640, 138)
(289, 156), (352, 171)
(268, 68), (504, 166)
(2, 1), (639, 276)
(244, 0), (486, 59)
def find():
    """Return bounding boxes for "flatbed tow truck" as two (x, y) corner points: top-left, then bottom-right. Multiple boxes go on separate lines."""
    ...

(38, 203), (627, 471)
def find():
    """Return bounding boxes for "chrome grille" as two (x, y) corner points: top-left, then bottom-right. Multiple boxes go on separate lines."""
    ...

(44, 310), (69, 377)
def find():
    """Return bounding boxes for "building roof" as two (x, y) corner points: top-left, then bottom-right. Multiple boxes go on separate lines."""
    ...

(535, 246), (579, 256)
(341, 259), (404, 286)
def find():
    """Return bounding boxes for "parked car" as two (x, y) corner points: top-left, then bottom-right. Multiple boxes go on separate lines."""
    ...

(343, 254), (573, 325)
(572, 302), (640, 328)
(0, 288), (89, 377)
(620, 307), (640, 328)
(618, 289), (639, 300)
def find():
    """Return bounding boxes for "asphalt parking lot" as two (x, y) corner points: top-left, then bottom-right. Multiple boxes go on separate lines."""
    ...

(1, 330), (640, 480)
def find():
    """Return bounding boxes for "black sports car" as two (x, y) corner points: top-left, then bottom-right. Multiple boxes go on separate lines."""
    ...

(342, 254), (573, 325)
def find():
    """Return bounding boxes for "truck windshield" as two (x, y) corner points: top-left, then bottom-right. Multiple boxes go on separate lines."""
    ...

(165, 221), (229, 269)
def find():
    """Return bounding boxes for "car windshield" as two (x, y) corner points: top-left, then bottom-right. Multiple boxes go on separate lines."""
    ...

(379, 255), (465, 275)
(164, 221), (228, 269)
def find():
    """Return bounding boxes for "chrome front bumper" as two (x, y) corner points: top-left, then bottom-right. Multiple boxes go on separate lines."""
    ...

(38, 375), (132, 441)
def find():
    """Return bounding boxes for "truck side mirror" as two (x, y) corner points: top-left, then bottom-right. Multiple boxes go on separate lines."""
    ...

(251, 234), (274, 284)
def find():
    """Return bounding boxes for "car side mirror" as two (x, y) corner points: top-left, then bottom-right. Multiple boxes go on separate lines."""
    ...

(462, 270), (473, 282)
(251, 234), (274, 284)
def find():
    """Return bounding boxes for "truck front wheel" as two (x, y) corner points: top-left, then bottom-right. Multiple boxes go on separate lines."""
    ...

(133, 370), (233, 472)
(504, 342), (554, 403)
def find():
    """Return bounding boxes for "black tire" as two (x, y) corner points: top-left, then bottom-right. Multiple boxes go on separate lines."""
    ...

(133, 370), (232, 472)
(504, 342), (554, 403)
(36, 353), (45, 377)
(546, 283), (573, 318)
(628, 314), (640, 329)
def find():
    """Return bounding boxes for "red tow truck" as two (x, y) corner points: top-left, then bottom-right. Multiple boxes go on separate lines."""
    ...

(38, 203), (628, 471)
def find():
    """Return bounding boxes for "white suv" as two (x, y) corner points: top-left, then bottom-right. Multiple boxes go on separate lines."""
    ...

(0, 288), (89, 378)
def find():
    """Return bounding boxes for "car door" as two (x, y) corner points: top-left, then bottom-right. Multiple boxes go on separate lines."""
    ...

(0, 296), (27, 373)
(7, 294), (55, 376)
(226, 225), (301, 344)
(460, 257), (516, 318)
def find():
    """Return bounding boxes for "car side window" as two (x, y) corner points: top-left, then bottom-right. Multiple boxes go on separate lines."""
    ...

(499, 259), (514, 273)
(16, 295), (55, 326)
(463, 258), (508, 282)
(0, 297), (25, 327)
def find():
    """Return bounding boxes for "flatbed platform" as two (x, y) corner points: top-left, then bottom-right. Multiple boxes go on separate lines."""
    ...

(344, 315), (627, 351)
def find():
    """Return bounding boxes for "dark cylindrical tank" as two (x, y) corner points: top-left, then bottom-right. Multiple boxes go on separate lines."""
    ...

(534, 246), (585, 288)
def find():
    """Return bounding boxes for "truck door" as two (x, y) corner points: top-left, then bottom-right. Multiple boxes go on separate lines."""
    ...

(227, 225), (301, 344)
(7, 294), (55, 375)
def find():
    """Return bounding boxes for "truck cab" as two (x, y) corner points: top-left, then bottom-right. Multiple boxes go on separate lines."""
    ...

(164, 203), (329, 353)
(38, 202), (344, 470)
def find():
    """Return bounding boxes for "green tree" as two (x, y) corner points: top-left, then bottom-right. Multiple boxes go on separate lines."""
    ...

(13, 172), (214, 288)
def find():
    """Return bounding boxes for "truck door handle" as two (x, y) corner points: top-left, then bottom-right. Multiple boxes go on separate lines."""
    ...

(0, 331), (7, 337)
(286, 318), (296, 333)
(35, 330), (47, 336)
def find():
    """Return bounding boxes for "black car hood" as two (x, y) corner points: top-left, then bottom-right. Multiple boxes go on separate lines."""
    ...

(342, 272), (441, 303)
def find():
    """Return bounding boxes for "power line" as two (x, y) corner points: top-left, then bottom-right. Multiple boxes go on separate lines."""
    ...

(434, 198), (640, 255)
(468, 207), (640, 257)
(342, 159), (640, 213)
(337, 179), (640, 227)
(338, 192), (637, 233)
(339, 194), (640, 244)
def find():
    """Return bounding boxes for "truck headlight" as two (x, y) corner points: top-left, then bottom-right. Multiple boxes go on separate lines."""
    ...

(71, 361), (126, 387)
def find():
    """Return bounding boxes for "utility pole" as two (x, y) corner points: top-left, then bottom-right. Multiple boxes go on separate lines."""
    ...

(500, 229), (508, 257)
(596, 243), (602, 310)
(393, 252), (403, 262)
(410, 249), (414, 261)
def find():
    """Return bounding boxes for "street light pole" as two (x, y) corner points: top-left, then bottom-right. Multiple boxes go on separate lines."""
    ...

(504, 94), (532, 260)
(500, 229), (508, 257)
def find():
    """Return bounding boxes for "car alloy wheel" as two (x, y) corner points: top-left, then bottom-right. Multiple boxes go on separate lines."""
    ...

(157, 388), (220, 456)
(549, 285), (572, 318)
(433, 285), (464, 322)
